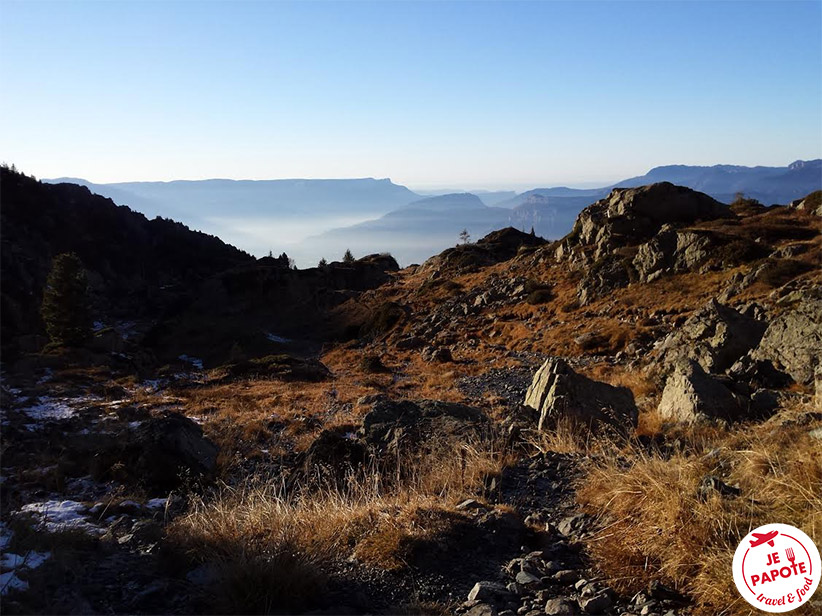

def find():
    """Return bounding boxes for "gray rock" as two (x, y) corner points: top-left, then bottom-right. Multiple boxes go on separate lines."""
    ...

(395, 335), (425, 351)
(422, 346), (454, 363)
(134, 412), (219, 490)
(579, 593), (613, 614)
(361, 397), (487, 449)
(465, 604), (499, 616)
(752, 291), (822, 385)
(525, 358), (637, 432)
(544, 598), (578, 615)
(789, 191), (822, 216)
(557, 513), (588, 537)
(456, 499), (486, 511)
(656, 299), (767, 374)
(657, 360), (743, 423)
(553, 570), (579, 584)
(633, 228), (713, 282)
(697, 475), (741, 500)
(468, 581), (512, 603)
(516, 571), (543, 587)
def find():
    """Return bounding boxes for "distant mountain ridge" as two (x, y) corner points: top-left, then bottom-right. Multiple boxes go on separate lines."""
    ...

(44, 160), (821, 266)
(45, 177), (421, 220)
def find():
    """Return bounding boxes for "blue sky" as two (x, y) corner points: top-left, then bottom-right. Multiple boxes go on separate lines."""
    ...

(1, 0), (820, 189)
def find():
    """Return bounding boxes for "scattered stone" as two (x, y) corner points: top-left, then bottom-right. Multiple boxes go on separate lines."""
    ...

(697, 475), (741, 500)
(553, 570), (578, 584)
(578, 593), (613, 614)
(468, 581), (512, 603)
(515, 570), (542, 587)
(544, 597), (578, 615)
(457, 499), (487, 511)
(465, 603), (498, 616)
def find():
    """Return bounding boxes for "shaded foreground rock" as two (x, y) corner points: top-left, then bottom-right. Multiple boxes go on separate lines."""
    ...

(361, 396), (489, 448)
(134, 413), (219, 490)
(524, 358), (637, 431)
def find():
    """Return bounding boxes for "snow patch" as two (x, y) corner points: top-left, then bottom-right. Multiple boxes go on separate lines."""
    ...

(19, 500), (103, 535)
(146, 498), (168, 510)
(0, 522), (13, 549)
(0, 571), (28, 595)
(1, 551), (50, 570)
(21, 397), (75, 421)
(178, 355), (204, 370)
(265, 332), (292, 344)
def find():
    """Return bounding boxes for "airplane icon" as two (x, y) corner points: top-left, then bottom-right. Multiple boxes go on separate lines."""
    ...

(750, 530), (779, 548)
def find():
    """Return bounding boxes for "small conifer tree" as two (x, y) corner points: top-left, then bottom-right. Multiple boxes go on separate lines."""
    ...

(342, 249), (355, 263)
(459, 229), (470, 244)
(41, 253), (93, 346)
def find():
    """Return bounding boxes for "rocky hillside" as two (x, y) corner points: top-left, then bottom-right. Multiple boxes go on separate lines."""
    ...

(0, 180), (819, 615)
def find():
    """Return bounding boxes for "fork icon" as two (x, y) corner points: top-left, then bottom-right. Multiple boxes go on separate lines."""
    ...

(786, 547), (796, 565)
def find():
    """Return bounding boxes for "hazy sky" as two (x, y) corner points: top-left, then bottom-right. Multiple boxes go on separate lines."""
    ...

(1, 0), (820, 189)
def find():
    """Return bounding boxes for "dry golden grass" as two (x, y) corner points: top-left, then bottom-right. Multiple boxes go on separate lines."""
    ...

(167, 436), (508, 613)
(576, 399), (822, 616)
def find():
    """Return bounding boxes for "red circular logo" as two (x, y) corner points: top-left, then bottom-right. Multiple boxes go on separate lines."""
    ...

(733, 524), (821, 612)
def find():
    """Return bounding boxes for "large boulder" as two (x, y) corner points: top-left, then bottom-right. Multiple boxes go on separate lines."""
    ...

(752, 291), (822, 386)
(656, 299), (767, 374)
(657, 360), (743, 424)
(361, 397), (489, 449)
(133, 413), (219, 491)
(524, 358), (638, 431)
(301, 425), (368, 481)
(219, 354), (332, 382)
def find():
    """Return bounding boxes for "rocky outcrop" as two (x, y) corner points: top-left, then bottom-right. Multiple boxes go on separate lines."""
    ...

(632, 227), (713, 282)
(788, 190), (822, 216)
(524, 358), (638, 431)
(657, 360), (743, 424)
(655, 299), (767, 374)
(751, 290), (822, 385)
(571, 183), (730, 261)
(420, 227), (546, 274)
(558, 184), (732, 302)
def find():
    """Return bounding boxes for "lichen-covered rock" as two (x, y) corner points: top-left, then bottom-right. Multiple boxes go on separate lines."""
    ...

(657, 360), (743, 424)
(633, 227), (713, 282)
(656, 299), (767, 374)
(751, 290), (822, 385)
(524, 358), (637, 431)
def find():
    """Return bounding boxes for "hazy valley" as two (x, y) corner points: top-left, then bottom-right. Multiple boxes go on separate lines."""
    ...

(45, 160), (822, 267)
